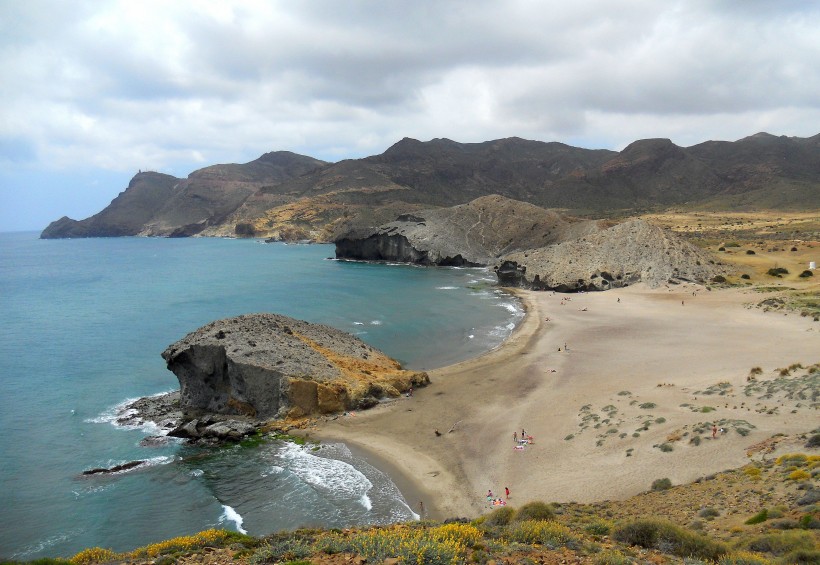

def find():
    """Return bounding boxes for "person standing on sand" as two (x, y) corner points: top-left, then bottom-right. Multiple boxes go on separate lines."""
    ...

(514, 431), (518, 443)
(505, 486), (510, 499)
(712, 425), (717, 438)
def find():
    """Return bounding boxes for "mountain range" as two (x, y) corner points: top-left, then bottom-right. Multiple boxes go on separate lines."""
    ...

(41, 132), (820, 240)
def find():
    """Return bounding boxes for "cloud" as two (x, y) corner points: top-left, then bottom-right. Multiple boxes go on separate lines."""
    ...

(1, 0), (819, 230)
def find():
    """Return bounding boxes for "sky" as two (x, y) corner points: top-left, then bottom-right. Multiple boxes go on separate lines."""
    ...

(1, 1), (819, 232)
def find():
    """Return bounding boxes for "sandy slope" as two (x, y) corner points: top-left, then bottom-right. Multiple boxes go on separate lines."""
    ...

(310, 283), (818, 520)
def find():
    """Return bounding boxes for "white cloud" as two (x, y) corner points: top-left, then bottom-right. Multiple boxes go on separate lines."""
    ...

(1, 0), (819, 230)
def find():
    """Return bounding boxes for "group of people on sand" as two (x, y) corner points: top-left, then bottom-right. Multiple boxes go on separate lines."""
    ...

(513, 429), (534, 450)
(486, 487), (510, 506)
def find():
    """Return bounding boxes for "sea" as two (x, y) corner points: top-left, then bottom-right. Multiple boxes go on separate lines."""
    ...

(0, 232), (523, 560)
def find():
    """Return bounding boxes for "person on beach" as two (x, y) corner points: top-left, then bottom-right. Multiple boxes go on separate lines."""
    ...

(712, 425), (717, 438)
(505, 486), (510, 499)
(514, 431), (518, 443)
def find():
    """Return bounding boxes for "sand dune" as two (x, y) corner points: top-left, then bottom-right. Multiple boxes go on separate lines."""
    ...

(311, 283), (818, 520)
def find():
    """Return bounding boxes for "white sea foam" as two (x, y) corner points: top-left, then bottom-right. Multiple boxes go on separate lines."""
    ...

(352, 321), (364, 325)
(219, 505), (247, 534)
(261, 465), (285, 477)
(278, 443), (373, 508)
(369, 320), (382, 325)
(501, 301), (520, 313)
(87, 390), (175, 436)
(190, 469), (204, 477)
(436, 286), (458, 290)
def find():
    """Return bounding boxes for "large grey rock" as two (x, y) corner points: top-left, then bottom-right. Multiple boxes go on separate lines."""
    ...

(161, 313), (428, 420)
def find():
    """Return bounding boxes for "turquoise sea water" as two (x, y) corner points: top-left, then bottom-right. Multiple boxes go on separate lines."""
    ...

(0, 232), (522, 560)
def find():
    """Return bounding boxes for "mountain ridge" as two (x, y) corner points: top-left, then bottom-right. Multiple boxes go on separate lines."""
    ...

(41, 132), (820, 240)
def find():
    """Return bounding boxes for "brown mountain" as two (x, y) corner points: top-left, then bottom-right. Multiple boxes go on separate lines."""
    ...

(41, 132), (820, 240)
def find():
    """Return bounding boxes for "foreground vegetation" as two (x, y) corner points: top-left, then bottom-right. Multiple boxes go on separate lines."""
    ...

(4, 447), (817, 565)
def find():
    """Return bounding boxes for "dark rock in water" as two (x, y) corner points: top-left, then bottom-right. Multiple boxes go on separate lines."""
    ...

(161, 313), (428, 421)
(139, 436), (172, 447)
(82, 460), (146, 476)
(167, 418), (257, 443)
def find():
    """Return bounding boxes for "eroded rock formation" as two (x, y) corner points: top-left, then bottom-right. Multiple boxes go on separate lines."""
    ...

(335, 195), (604, 265)
(496, 219), (729, 290)
(161, 313), (428, 420)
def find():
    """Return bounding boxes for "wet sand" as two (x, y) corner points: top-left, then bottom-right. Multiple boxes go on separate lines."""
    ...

(310, 283), (819, 519)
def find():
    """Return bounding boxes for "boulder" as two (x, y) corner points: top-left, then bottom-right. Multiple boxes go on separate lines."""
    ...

(162, 313), (428, 420)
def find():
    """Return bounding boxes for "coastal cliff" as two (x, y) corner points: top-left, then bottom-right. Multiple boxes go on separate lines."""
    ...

(335, 194), (604, 266)
(161, 313), (428, 421)
(334, 195), (730, 290)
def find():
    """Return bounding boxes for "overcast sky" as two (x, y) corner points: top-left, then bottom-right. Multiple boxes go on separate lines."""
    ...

(2, 0), (819, 232)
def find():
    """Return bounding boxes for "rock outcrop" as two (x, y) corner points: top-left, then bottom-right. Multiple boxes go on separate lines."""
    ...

(335, 195), (605, 265)
(495, 219), (729, 291)
(161, 313), (428, 420)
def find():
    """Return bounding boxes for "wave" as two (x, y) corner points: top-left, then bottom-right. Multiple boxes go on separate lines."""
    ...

(436, 285), (459, 290)
(277, 443), (373, 509)
(86, 390), (177, 435)
(219, 505), (247, 534)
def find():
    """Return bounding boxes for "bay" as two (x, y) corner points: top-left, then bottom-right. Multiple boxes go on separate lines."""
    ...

(0, 232), (522, 560)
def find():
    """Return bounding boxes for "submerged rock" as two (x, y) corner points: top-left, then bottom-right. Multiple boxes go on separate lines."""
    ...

(161, 313), (428, 420)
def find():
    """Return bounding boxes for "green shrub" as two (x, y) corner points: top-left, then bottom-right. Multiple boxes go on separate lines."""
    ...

(746, 509), (769, 525)
(798, 270), (813, 278)
(806, 434), (820, 448)
(506, 520), (580, 549)
(611, 519), (727, 561)
(740, 530), (815, 556)
(780, 549), (820, 564)
(651, 478), (673, 491)
(513, 501), (555, 522)
(658, 443), (674, 453)
(593, 549), (632, 565)
(718, 551), (772, 564)
(584, 519), (614, 536)
(767, 267), (789, 277)
(698, 508), (720, 519)
(639, 402), (657, 409)
(482, 506), (515, 527)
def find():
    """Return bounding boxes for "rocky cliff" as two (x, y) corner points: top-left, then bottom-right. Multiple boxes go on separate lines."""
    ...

(496, 219), (729, 291)
(335, 195), (606, 265)
(161, 313), (428, 420)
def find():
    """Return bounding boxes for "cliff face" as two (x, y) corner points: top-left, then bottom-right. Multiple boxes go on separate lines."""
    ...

(335, 194), (604, 266)
(161, 313), (428, 420)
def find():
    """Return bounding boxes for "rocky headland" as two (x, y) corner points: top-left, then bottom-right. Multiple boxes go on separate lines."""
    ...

(335, 195), (731, 290)
(123, 313), (428, 443)
(334, 194), (606, 266)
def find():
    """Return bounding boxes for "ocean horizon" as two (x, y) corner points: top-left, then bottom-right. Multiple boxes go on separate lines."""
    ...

(0, 232), (523, 560)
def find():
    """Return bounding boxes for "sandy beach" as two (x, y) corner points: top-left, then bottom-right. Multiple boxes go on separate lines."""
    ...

(311, 283), (819, 520)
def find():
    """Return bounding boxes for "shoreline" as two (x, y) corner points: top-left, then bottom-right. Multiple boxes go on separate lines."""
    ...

(311, 282), (819, 520)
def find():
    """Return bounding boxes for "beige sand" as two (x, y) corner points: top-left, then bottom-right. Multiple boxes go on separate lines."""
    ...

(311, 283), (819, 519)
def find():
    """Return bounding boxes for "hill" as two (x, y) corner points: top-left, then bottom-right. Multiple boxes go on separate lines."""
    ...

(41, 132), (820, 240)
